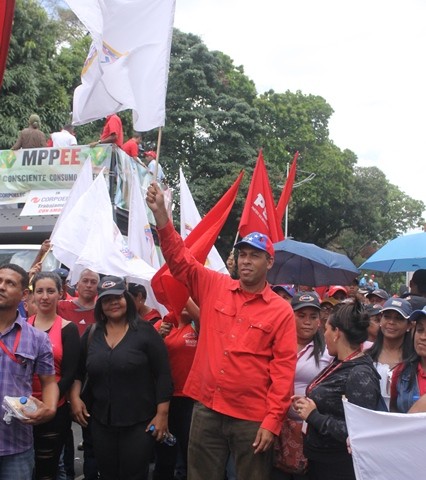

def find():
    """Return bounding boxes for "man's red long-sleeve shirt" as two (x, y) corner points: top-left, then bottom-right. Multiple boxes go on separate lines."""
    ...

(158, 220), (297, 435)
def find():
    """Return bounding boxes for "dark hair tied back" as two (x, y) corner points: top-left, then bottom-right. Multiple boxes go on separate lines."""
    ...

(329, 299), (369, 346)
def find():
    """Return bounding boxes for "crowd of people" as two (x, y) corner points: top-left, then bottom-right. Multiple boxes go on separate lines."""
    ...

(1, 182), (426, 480)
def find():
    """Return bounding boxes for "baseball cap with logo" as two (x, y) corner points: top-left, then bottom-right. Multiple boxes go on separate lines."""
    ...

(291, 292), (321, 311)
(97, 276), (127, 300)
(381, 297), (412, 319)
(234, 232), (274, 257)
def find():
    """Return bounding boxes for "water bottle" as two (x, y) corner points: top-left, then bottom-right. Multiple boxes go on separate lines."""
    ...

(148, 425), (177, 446)
(19, 396), (37, 414)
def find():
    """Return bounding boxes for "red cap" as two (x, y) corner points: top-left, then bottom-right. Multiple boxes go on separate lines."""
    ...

(144, 150), (157, 159)
(328, 285), (348, 297)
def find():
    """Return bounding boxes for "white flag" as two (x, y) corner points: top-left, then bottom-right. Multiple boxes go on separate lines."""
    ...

(179, 167), (228, 274)
(343, 399), (426, 480)
(66, 0), (176, 132)
(50, 158), (93, 240)
(128, 174), (160, 269)
(51, 170), (156, 287)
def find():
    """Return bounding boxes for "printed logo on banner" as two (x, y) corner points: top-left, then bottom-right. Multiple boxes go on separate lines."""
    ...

(0, 150), (17, 169)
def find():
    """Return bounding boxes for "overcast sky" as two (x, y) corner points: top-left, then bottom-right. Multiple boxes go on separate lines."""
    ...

(174, 0), (426, 221)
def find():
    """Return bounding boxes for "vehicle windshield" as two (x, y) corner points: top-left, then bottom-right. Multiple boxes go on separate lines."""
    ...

(0, 248), (60, 272)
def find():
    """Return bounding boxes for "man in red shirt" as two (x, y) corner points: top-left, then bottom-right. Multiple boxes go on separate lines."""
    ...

(90, 114), (123, 148)
(146, 183), (296, 480)
(57, 269), (99, 336)
(122, 132), (142, 162)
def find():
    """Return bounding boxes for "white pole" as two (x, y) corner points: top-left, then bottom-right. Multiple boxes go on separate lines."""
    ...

(284, 162), (289, 238)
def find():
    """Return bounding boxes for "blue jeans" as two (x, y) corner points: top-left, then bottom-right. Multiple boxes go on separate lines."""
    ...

(0, 447), (34, 480)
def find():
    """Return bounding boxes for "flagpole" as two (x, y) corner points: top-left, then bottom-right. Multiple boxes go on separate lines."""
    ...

(153, 127), (162, 182)
(284, 162), (289, 238)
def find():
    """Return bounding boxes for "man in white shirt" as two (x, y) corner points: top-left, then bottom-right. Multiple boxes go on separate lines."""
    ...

(144, 150), (165, 183)
(51, 124), (77, 148)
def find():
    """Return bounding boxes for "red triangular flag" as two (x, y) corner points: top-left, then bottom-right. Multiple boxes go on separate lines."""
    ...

(152, 171), (244, 317)
(238, 150), (283, 242)
(276, 151), (298, 224)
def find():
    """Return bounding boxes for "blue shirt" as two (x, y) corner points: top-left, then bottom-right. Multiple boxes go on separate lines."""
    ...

(0, 313), (55, 456)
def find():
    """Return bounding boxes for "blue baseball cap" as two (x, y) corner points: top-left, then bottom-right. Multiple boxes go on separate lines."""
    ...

(381, 297), (412, 319)
(234, 232), (274, 257)
(409, 305), (426, 322)
(272, 284), (295, 298)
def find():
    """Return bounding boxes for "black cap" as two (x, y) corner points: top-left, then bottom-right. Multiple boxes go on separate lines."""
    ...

(97, 276), (127, 299)
(291, 292), (321, 311)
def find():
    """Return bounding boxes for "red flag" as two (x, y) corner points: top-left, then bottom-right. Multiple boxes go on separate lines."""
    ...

(0, 1), (15, 88)
(276, 151), (299, 223)
(238, 150), (284, 242)
(152, 171), (244, 317)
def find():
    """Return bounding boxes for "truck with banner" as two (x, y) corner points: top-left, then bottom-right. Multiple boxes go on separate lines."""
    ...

(0, 144), (114, 244)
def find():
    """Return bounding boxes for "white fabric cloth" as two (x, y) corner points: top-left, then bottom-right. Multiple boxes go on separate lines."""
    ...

(179, 167), (228, 274)
(51, 170), (156, 287)
(65, 0), (176, 132)
(343, 399), (426, 480)
(51, 129), (77, 148)
(374, 361), (393, 410)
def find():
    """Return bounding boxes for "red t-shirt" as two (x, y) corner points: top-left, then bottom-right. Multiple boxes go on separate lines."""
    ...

(122, 138), (139, 158)
(154, 321), (198, 396)
(57, 300), (95, 337)
(101, 114), (123, 147)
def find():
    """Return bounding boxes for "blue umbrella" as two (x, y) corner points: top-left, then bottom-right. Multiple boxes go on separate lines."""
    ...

(268, 239), (359, 287)
(359, 232), (426, 273)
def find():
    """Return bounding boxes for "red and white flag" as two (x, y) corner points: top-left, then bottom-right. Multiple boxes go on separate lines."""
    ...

(239, 150), (284, 242)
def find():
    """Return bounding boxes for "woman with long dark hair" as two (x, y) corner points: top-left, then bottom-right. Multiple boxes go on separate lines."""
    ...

(391, 306), (426, 413)
(273, 292), (333, 480)
(70, 276), (173, 480)
(367, 298), (414, 409)
(293, 300), (381, 480)
(29, 271), (80, 479)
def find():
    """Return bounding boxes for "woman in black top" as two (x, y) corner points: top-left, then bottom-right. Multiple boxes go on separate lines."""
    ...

(293, 301), (381, 480)
(70, 276), (173, 480)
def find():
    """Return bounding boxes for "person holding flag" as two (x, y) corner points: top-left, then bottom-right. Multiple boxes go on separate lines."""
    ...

(146, 182), (297, 480)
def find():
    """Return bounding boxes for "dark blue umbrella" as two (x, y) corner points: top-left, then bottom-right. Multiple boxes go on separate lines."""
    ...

(359, 232), (426, 273)
(268, 239), (359, 287)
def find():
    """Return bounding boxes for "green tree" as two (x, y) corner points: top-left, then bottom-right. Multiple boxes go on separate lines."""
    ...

(157, 30), (266, 252)
(0, 0), (69, 147)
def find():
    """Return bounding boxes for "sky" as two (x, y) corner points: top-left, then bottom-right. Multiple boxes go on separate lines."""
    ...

(174, 0), (426, 221)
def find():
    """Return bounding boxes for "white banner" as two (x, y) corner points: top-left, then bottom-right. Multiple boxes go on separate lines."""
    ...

(343, 398), (426, 480)
(20, 189), (70, 216)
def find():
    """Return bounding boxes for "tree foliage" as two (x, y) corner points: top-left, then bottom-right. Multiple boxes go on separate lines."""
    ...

(0, 1), (424, 264)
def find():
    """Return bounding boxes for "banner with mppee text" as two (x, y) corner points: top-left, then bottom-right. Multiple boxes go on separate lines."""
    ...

(0, 145), (112, 204)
